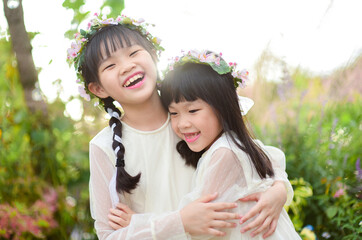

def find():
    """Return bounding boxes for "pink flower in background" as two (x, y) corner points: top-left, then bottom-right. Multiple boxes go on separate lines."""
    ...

(356, 158), (362, 180)
(333, 183), (347, 198)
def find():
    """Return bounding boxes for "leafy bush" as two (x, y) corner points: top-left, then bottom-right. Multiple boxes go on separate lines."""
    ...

(0, 37), (96, 239)
(246, 55), (362, 239)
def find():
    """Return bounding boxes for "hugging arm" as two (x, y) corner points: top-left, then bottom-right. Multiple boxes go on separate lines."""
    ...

(90, 143), (239, 240)
(90, 143), (187, 239)
(239, 141), (293, 238)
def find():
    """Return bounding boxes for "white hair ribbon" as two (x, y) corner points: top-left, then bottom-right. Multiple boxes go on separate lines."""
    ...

(114, 135), (123, 144)
(238, 95), (254, 115)
(114, 146), (120, 156)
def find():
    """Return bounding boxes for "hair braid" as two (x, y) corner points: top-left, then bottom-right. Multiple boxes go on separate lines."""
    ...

(103, 97), (141, 194)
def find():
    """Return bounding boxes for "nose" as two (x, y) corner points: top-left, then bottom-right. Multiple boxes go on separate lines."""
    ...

(120, 61), (136, 75)
(177, 115), (191, 130)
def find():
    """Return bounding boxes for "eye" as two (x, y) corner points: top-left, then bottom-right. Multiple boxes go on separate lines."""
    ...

(169, 112), (178, 116)
(189, 109), (199, 113)
(103, 64), (115, 71)
(130, 49), (140, 56)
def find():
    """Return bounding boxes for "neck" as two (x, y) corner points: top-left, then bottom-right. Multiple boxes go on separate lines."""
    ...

(121, 91), (168, 131)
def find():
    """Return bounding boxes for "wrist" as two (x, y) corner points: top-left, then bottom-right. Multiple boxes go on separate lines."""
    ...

(273, 181), (287, 204)
(179, 209), (190, 233)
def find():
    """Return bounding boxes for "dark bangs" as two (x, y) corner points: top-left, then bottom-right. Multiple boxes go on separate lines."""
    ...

(81, 25), (155, 85)
(160, 63), (236, 111)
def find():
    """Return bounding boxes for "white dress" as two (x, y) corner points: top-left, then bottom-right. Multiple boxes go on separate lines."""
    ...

(178, 133), (301, 240)
(89, 115), (294, 240)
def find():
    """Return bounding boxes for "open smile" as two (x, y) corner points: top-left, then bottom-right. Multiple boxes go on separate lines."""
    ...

(183, 132), (200, 143)
(123, 72), (145, 89)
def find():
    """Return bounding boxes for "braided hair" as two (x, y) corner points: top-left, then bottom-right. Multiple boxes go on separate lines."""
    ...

(81, 25), (157, 194)
(102, 97), (141, 194)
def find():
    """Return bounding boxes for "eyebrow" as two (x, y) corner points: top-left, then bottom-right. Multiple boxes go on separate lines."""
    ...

(98, 55), (112, 67)
(169, 101), (195, 109)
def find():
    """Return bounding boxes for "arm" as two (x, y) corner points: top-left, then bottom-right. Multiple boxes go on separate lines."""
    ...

(238, 141), (292, 238)
(108, 195), (239, 238)
(90, 143), (187, 239)
(90, 143), (238, 239)
(175, 148), (247, 240)
(255, 140), (293, 205)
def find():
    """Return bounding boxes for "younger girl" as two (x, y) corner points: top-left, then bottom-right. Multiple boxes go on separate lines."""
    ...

(160, 50), (301, 239)
(67, 13), (293, 239)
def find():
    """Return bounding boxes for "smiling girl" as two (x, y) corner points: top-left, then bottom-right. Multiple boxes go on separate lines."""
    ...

(67, 14), (293, 239)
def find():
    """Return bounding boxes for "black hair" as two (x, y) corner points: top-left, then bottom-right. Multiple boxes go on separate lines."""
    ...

(80, 24), (157, 194)
(160, 62), (274, 179)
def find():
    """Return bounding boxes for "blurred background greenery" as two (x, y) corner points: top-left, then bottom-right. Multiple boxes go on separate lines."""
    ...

(0, 0), (361, 239)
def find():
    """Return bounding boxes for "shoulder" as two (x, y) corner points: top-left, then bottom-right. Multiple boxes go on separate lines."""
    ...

(209, 133), (246, 156)
(208, 133), (232, 152)
(90, 126), (112, 149)
(254, 139), (286, 159)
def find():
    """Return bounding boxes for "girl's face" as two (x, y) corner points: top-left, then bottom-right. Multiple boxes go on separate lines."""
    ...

(90, 44), (158, 106)
(169, 99), (223, 152)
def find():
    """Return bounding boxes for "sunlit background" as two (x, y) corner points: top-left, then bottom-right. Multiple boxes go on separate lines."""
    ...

(1, 1), (361, 239)
(1, 0), (362, 120)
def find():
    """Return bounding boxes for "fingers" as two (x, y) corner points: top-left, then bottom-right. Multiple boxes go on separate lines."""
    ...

(239, 192), (260, 202)
(116, 202), (135, 214)
(108, 220), (122, 230)
(250, 216), (272, 237)
(109, 208), (131, 227)
(239, 202), (261, 224)
(210, 220), (237, 229)
(197, 192), (218, 203)
(108, 214), (129, 227)
(110, 208), (127, 219)
(209, 202), (238, 211)
(262, 219), (277, 238)
(214, 211), (241, 221)
(108, 212), (127, 225)
(241, 210), (265, 233)
(207, 228), (226, 237)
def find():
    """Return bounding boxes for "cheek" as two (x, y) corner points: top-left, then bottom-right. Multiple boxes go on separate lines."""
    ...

(171, 119), (179, 133)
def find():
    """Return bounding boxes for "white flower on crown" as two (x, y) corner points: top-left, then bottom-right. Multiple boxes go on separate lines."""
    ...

(78, 86), (91, 101)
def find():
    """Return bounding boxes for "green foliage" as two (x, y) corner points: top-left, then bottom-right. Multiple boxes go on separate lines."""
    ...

(285, 178), (313, 231)
(249, 57), (362, 239)
(0, 37), (95, 239)
(102, 0), (125, 17)
(63, 0), (125, 39)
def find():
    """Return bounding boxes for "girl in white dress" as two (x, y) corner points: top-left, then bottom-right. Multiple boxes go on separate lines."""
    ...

(159, 50), (301, 239)
(67, 13), (293, 239)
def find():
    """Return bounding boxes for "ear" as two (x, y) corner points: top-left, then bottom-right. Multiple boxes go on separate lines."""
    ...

(88, 82), (109, 98)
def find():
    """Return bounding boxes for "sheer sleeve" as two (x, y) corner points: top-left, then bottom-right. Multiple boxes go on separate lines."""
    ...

(178, 148), (252, 240)
(89, 143), (188, 240)
(254, 140), (294, 206)
(201, 148), (247, 201)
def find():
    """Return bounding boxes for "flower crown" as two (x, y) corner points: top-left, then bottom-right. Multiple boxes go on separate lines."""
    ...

(162, 50), (249, 89)
(67, 13), (164, 105)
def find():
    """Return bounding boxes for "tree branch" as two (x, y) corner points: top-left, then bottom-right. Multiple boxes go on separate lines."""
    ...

(3, 0), (47, 114)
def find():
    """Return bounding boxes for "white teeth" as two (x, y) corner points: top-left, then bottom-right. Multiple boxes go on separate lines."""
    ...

(123, 74), (143, 87)
(185, 133), (198, 139)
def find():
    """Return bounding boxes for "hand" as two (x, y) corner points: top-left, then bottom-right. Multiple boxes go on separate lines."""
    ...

(180, 192), (240, 237)
(108, 203), (135, 230)
(239, 181), (286, 238)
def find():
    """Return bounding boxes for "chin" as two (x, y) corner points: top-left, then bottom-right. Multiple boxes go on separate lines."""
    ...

(187, 145), (205, 153)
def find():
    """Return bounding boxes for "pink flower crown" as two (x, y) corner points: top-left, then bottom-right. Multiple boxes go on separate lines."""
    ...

(67, 13), (164, 106)
(162, 50), (249, 89)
